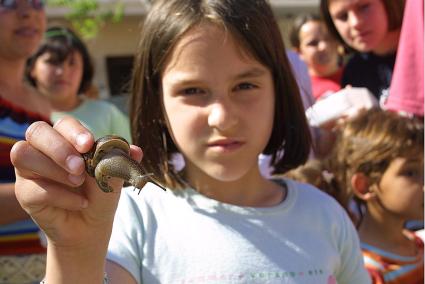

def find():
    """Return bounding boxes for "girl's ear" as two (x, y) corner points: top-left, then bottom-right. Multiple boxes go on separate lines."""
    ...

(351, 173), (376, 201)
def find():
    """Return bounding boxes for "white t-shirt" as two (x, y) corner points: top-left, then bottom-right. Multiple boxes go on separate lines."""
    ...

(107, 179), (370, 284)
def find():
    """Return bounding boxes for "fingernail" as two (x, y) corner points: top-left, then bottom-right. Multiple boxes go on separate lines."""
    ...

(68, 173), (85, 186)
(76, 133), (90, 146)
(66, 155), (84, 175)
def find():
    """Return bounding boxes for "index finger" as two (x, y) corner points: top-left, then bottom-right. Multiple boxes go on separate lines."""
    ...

(25, 118), (94, 176)
(53, 116), (95, 154)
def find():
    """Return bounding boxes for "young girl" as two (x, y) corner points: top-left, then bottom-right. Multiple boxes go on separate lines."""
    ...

(0, 0), (49, 282)
(11, 0), (370, 283)
(290, 13), (344, 100)
(320, 0), (404, 103)
(325, 108), (424, 283)
(26, 26), (131, 141)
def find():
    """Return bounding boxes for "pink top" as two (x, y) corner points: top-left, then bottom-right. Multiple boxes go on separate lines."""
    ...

(385, 0), (424, 117)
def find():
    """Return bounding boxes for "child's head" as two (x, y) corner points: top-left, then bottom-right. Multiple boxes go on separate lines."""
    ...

(283, 159), (342, 204)
(129, 0), (311, 188)
(320, 0), (404, 54)
(327, 108), (423, 222)
(290, 13), (342, 77)
(26, 26), (93, 97)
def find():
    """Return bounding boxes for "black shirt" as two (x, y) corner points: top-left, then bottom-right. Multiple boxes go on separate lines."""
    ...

(342, 52), (396, 101)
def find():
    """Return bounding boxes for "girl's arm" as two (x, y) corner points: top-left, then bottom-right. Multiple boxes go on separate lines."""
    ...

(11, 117), (143, 284)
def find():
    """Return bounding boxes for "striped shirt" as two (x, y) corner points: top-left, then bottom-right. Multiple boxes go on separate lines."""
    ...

(0, 96), (49, 283)
(361, 232), (424, 284)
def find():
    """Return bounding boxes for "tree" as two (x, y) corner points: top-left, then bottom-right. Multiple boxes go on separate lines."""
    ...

(46, 0), (125, 39)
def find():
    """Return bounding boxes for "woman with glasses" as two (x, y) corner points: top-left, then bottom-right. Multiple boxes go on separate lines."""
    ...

(0, 0), (49, 283)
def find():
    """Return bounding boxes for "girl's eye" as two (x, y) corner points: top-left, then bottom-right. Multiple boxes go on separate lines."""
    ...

(46, 59), (60, 66)
(403, 169), (419, 178)
(233, 82), (257, 91)
(358, 3), (370, 13)
(179, 87), (205, 96)
(306, 39), (319, 47)
(335, 12), (348, 22)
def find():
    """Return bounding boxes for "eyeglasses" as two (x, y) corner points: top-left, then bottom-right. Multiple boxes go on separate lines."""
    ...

(0, 0), (45, 10)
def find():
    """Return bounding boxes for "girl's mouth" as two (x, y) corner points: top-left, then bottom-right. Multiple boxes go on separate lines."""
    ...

(207, 139), (244, 152)
(15, 27), (38, 37)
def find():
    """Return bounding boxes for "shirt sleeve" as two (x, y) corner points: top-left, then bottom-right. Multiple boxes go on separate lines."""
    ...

(335, 208), (372, 284)
(386, 0), (424, 117)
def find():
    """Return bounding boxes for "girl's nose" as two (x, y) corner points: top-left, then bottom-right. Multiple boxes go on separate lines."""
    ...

(207, 100), (238, 132)
(318, 40), (328, 51)
(348, 11), (363, 29)
(54, 64), (65, 76)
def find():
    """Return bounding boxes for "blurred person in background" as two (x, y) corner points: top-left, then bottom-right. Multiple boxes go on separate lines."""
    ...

(26, 26), (131, 142)
(320, 0), (404, 104)
(0, 0), (50, 282)
(290, 13), (344, 100)
(285, 108), (424, 283)
(325, 108), (424, 283)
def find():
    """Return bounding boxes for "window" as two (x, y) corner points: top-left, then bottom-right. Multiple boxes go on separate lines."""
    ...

(106, 56), (134, 96)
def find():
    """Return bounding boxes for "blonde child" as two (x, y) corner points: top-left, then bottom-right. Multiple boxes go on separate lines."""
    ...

(11, 0), (370, 283)
(325, 108), (424, 283)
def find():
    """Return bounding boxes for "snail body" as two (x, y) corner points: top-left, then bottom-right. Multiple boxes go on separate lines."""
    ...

(83, 135), (153, 193)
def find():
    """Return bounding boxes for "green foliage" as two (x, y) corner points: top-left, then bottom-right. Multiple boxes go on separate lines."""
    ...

(46, 0), (124, 39)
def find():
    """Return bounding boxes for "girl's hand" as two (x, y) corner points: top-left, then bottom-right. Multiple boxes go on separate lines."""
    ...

(10, 117), (143, 249)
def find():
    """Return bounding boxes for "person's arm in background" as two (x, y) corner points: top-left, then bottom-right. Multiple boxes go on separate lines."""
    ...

(385, 0), (424, 117)
(0, 183), (29, 224)
(286, 50), (335, 158)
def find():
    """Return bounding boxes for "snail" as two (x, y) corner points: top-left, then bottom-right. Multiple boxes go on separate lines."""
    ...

(82, 135), (165, 193)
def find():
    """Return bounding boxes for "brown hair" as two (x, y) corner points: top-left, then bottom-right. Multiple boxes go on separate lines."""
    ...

(283, 159), (343, 207)
(289, 13), (322, 49)
(320, 0), (405, 51)
(129, 0), (311, 189)
(325, 108), (423, 220)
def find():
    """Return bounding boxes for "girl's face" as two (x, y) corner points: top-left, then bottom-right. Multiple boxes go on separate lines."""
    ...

(161, 23), (275, 186)
(328, 0), (389, 53)
(0, 0), (46, 60)
(298, 20), (340, 77)
(373, 156), (424, 221)
(31, 51), (84, 107)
